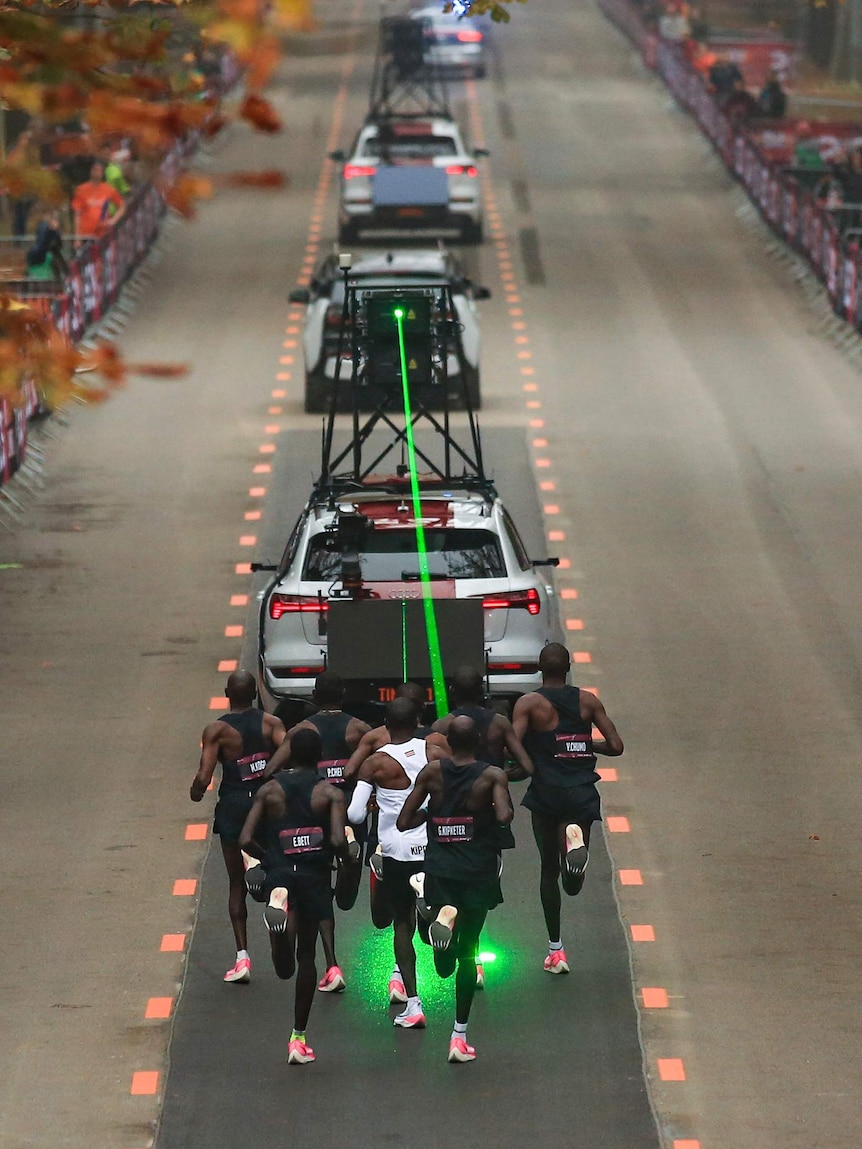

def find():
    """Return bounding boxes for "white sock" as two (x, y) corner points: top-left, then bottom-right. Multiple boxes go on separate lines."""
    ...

(406, 996), (421, 1013)
(236, 949), (249, 962)
(548, 940), (563, 952)
(392, 965), (402, 979)
(451, 1020), (468, 1041)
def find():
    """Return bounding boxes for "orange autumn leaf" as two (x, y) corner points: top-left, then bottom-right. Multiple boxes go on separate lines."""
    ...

(240, 92), (281, 133)
(128, 362), (191, 378)
(164, 173), (215, 218)
(218, 169), (287, 189)
(272, 0), (316, 31)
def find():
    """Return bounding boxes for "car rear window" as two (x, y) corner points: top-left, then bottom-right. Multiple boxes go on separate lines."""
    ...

(303, 529), (505, 581)
(364, 136), (458, 159)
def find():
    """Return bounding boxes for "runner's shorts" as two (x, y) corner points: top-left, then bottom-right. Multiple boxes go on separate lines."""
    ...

(425, 872), (503, 915)
(264, 862), (334, 923)
(213, 790), (256, 843)
(521, 778), (602, 825)
(378, 857), (425, 916)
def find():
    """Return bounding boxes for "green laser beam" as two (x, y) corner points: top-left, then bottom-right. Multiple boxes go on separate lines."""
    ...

(394, 307), (449, 718)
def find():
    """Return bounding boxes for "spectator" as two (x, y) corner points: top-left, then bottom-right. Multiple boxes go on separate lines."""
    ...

(71, 161), (125, 242)
(8, 129), (39, 240)
(794, 124), (823, 170)
(722, 77), (759, 122)
(658, 1), (691, 41)
(709, 53), (744, 97)
(101, 147), (131, 197)
(757, 70), (787, 120)
(26, 209), (69, 281)
(837, 145), (862, 202)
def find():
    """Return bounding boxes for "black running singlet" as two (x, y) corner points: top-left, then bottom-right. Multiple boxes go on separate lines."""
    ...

(425, 759), (500, 882)
(218, 709), (271, 796)
(306, 712), (353, 785)
(522, 686), (599, 788)
(265, 770), (331, 871)
(450, 704), (502, 766)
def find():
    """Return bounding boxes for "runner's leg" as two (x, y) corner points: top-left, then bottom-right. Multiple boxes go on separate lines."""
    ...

(370, 869), (395, 929)
(454, 909), (487, 1025)
(334, 854), (362, 911)
(392, 901), (418, 999)
(318, 917), (338, 970)
(269, 902), (298, 980)
(221, 839), (248, 951)
(294, 914), (319, 1034)
(531, 812), (562, 941)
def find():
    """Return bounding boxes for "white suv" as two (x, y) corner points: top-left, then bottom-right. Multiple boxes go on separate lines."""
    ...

(257, 483), (559, 717)
(288, 249), (490, 412)
(331, 116), (486, 244)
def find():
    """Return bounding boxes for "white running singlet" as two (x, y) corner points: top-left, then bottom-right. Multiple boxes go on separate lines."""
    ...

(376, 737), (428, 863)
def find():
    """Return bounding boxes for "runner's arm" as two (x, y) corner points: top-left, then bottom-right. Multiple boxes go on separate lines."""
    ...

(511, 693), (534, 743)
(264, 713), (288, 750)
(261, 723), (301, 780)
(327, 789), (349, 861)
(490, 767), (514, 825)
(585, 694), (624, 756)
(497, 715), (534, 777)
(347, 780), (374, 825)
(396, 767), (432, 831)
(238, 786), (270, 860)
(190, 724), (220, 801)
(343, 728), (378, 781)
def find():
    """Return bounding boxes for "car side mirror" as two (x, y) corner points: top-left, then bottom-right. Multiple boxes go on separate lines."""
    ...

(289, 288), (311, 304)
(250, 562), (278, 572)
(531, 557), (560, 567)
(473, 286), (492, 300)
(329, 149), (345, 162)
(474, 147), (490, 158)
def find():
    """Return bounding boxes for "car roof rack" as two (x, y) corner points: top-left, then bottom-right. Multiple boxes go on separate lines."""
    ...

(313, 271), (493, 504)
(367, 15), (451, 120)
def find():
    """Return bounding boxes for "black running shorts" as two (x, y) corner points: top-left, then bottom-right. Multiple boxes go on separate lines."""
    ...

(521, 778), (602, 825)
(425, 872), (503, 915)
(378, 857), (425, 916)
(264, 863), (334, 923)
(213, 790), (255, 843)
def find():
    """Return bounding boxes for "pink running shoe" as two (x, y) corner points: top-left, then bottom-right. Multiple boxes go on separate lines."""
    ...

(388, 974), (407, 1004)
(318, 965), (346, 993)
(393, 1005), (426, 1029)
(447, 1037), (476, 1063)
(475, 963), (485, 990)
(223, 956), (251, 984)
(543, 949), (570, 975)
(287, 1038), (315, 1065)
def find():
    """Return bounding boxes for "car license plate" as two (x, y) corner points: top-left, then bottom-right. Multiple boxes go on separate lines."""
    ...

(398, 207), (426, 218)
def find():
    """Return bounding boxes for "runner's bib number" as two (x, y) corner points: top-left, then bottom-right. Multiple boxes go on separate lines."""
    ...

(554, 733), (593, 760)
(237, 752), (269, 783)
(317, 758), (348, 784)
(279, 826), (325, 855)
(432, 816), (474, 843)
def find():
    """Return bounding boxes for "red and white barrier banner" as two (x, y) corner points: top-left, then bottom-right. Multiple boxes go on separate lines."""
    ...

(705, 40), (796, 87)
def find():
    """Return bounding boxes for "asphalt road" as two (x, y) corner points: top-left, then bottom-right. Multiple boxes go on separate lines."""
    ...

(3, 0), (862, 1147)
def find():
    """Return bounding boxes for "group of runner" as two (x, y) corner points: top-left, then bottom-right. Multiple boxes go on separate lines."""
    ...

(190, 643), (624, 1065)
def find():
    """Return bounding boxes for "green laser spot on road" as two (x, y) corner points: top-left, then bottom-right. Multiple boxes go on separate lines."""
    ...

(394, 306), (449, 718)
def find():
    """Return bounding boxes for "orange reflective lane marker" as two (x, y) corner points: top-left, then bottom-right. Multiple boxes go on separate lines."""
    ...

(185, 824), (208, 841)
(239, 536), (257, 546)
(244, 511), (261, 522)
(619, 869), (643, 885)
(276, 372), (291, 381)
(252, 464), (272, 476)
(209, 697), (228, 710)
(235, 563), (252, 575)
(145, 997), (173, 1020)
(540, 481), (556, 491)
(526, 401), (542, 409)
(631, 925), (655, 942)
(224, 625), (243, 638)
(130, 1071), (159, 1096)
(558, 558), (571, 569)
(641, 988), (669, 1008)
(160, 934), (186, 952)
(533, 438), (548, 448)
(674, 1142), (701, 1148)
(548, 530), (565, 542)
(268, 406), (283, 415)
(597, 767), (618, 782)
(607, 816), (631, 833)
(259, 444), (276, 455)
(572, 650), (591, 662)
(529, 418), (545, 428)
(249, 487), (266, 497)
(272, 388), (288, 397)
(535, 458), (551, 468)
(172, 879), (197, 896)
(560, 588), (578, 599)
(264, 424), (281, 434)
(230, 595), (249, 607)
(658, 1059), (686, 1082)
(543, 504), (559, 514)
(565, 618), (584, 630)
(217, 659), (237, 673)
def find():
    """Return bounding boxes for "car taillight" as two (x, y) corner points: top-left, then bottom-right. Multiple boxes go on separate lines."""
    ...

(325, 305), (343, 328)
(445, 164), (478, 177)
(270, 594), (329, 620)
(344, 164), (375, 179)
(477, 588), (541, 615)
(457, 28), (483, 42)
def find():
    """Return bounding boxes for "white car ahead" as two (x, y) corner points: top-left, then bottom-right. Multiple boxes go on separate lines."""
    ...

(289, 249), (491, 412)
(411, 4), (491, 77)
(331, 116), (487, 245)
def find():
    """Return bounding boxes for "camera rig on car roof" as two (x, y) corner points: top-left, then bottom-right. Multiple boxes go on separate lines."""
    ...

(368, 15), (451, 121)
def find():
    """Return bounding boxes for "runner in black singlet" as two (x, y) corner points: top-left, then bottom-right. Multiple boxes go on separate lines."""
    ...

(512, 643), (624, 975)
(190, 670), (286, 984)
(239, 728), (348, 1065)
(397, 717), (513, 1063)
(262, 673), (371, 993)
